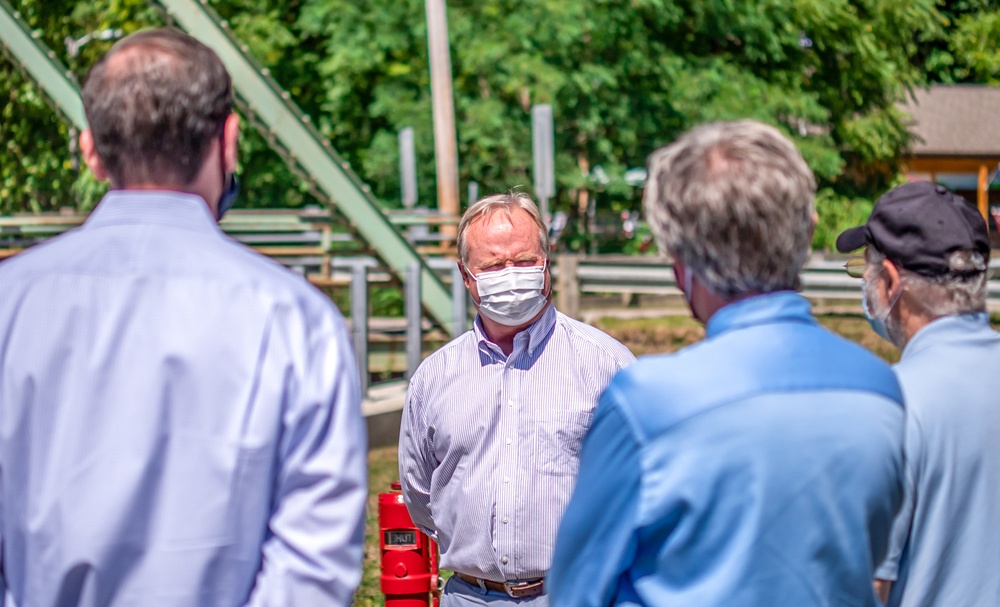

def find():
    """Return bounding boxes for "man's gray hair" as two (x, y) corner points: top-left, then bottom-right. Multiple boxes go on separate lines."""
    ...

(457, 193), (549, 265)
(643, 120), (817, 298)
(867, 248), (987, 316)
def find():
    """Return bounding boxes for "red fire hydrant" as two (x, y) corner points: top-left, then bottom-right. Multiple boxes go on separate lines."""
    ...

(379, 481), (441, 607)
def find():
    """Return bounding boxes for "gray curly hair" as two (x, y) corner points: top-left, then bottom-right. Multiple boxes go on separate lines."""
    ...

(644, 120), (817, 298)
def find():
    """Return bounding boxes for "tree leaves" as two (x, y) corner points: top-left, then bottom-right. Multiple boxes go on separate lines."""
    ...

(2, 0), (998, 252)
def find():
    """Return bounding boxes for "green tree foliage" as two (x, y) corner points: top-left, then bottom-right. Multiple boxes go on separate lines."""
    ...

(1, 66), (78, 213)
(0, 0), (159, 212)
(949, 8), (1000, 83)
(291, 0), (944, 250)
(213, 0), (327, 209)
(913, 0), (1000, 84)
(0, 0), (318, 211)
(1, 0), (998, 250)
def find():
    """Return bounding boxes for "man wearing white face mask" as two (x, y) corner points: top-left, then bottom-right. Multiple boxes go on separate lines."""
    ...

(399, 193), (635, 606)
(836, 181), (1000, 607)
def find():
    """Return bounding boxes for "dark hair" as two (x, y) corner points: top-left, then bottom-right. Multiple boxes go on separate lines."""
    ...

(81, 28), (233, 186)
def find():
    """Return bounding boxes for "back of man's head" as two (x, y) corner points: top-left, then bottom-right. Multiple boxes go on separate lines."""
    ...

(81, 28), (232, 188)
(644, 120), (817, 299)
(837, 181), (991, 317)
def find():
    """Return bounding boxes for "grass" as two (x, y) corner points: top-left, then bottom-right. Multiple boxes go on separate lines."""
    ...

(591, 311), (901, 361)
(353, 309), (999, 604)
(355, 445), (400, 607)
(816, 314), (900, 362)
(594, 315), (705, 357)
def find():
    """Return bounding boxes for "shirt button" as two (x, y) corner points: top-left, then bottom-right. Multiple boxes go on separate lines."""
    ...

(501, 556), (509, 564)
(507, 399), (514, 407)
(503, 476), (510, 483)
(502, 517), (509, 524)
(506, 438), (512, 445)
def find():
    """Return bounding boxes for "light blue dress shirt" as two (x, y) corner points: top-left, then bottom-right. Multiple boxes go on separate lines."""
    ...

(549, 292), (905, 607)
(399, 305), (634, 583)
(0, 191), (367, 606)
(876, 313), (1000, 607)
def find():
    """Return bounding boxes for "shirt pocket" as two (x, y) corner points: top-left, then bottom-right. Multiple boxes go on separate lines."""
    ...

(534, 409), (592, 476)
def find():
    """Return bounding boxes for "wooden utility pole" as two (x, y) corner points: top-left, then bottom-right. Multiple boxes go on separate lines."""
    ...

(425, 0), (460, 239)
(978, 163), (989, 228)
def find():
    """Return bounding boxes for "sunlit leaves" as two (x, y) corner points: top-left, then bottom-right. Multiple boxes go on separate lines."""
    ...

(2, 0), (998, 252)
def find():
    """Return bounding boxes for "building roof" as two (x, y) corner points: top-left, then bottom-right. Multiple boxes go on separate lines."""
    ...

(901, 85), (1000, 157)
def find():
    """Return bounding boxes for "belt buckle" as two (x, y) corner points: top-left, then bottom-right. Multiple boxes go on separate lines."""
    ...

(503, 579), (544, 599)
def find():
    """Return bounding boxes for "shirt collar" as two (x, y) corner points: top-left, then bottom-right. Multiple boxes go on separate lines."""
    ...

(474, 303), (557, 357)
(705, 291), (816, 339)
(84, 190), (222, 236)
(901, 312), (991, 362)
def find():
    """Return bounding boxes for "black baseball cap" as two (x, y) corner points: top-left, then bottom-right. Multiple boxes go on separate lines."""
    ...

(835, 181), (989, 277)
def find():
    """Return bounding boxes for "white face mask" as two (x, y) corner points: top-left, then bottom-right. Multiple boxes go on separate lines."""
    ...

(471, 262), (549, 326)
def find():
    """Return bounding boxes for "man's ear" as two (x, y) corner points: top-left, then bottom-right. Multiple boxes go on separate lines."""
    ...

(79, 129), (109, 182)
(458, 261), (473, 291)
(672, 258), (687, 289)
(222, 113), (240, 175)
(881, 258), (902, 299)
(542, 256), (553, 298)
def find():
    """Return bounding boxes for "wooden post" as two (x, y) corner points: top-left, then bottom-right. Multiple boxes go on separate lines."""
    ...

(425, 0), (460, 238)
(556, 254), (580, 319)
(405, 262), (422, 380)
(979, 163), (989, 228)
(350, 261), (369, 395)
(320, 224), (332, 277)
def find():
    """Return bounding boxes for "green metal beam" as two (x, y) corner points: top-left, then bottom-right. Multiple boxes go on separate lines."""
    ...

(0, 0), (458, 335)
(154, 0), (457, 335)
(0, 0), (86, 130)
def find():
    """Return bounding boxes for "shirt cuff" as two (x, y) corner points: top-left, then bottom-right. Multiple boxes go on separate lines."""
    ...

(874, 558), (899, 582)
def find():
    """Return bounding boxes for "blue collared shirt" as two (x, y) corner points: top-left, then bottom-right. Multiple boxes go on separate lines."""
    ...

(399, 305), (635, 581)
(877, 313), (1000, 607)
(549, 292), (905, 607)
(0, 191), (367, 606)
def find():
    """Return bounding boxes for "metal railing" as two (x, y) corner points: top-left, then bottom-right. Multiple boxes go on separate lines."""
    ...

(553, 253), (1000, 317)
(339, 256), (468, 395)
(0, 208), (469, 394)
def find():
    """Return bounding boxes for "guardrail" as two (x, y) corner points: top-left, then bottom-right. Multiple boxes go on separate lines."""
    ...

(0, 207), (354, 276)
(0, 210), (468, 394)
(0, 207), (459, 279)
(331, 256), (468, 395)
(9, 222), (1000, 389)
(553, 253), (1000, 317)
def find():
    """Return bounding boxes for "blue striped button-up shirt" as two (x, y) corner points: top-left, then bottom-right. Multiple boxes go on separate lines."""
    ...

(399, 305), (635, 582)
(0, 191), (367, 606)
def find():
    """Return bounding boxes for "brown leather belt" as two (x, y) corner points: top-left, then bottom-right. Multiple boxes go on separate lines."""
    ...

(454, 572), (545, 598)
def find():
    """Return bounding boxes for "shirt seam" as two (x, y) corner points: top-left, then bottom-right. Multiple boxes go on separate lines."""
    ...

(622, 384), (901, 444)
(558, 313), (632, 366)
